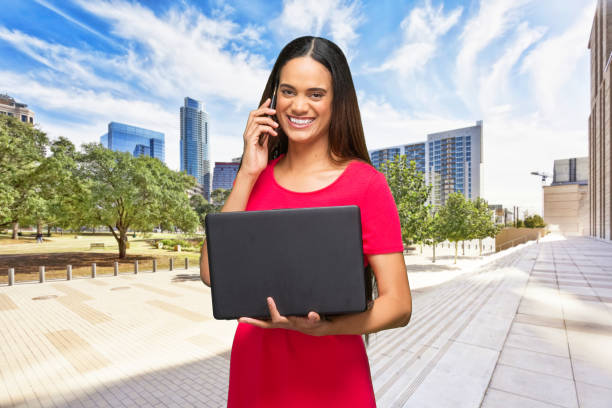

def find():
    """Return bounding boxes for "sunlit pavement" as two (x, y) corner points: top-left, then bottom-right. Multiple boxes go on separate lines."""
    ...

(0, 234), (611, 407)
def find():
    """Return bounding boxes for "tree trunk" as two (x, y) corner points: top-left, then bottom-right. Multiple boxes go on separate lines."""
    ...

(118, 229), (127, 258)
(479, 239), (482, 256)
(109, 225), (128, 259)
(12, 222), (18, 239)
(462, 240), (465, 256)
(37, 222), (42, 235)
(47, 225), (51, 237)
(420, 244), (423, 254)
(432, 244), (436, 263)
(454, 242), (458, 264)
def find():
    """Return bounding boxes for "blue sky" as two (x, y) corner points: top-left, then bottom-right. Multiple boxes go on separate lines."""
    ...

(0, 0), (596, 215)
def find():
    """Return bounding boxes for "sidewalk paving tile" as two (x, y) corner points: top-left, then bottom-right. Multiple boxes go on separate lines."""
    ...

(489, 364), (578, 408)
(482, 388), (564, 408)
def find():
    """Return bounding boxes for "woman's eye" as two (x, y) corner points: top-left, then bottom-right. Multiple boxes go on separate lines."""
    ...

(311, 93), (323, 99)
(281, 89), (295, 96)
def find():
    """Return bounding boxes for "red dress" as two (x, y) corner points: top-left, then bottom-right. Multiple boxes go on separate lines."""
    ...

(227, 155), (403, 407)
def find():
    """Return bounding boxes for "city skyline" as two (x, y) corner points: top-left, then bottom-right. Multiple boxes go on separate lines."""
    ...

(0, 0), (596, 215)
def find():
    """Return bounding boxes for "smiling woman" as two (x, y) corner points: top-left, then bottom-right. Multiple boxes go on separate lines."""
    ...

(199, 36), (412, 407)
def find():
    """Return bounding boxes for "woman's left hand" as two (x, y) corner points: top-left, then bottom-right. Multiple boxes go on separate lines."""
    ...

(238, 297), (330, 336)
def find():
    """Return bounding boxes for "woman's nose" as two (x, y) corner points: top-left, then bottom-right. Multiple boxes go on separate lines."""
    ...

(289, 96), (308, 115)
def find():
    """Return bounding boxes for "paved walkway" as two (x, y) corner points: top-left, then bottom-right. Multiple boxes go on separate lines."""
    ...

(0, 235), (611, 407)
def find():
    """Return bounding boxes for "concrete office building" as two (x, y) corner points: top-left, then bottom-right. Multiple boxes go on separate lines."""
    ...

(100, 122), (165, 162)
(212, 161), (240, 192)
(180, 97), (211, 200)
(0, 93), (34, 124)
(369, 121), (483, 207)
(589, 0), (612, 241)
(543, 158), (589, 236)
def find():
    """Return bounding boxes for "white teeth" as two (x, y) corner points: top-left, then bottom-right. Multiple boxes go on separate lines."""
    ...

(289, 117), (313, 125)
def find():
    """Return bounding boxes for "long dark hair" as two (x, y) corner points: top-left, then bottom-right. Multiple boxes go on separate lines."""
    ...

(251, 36), (377, 341)
(260, 36), (371, 167)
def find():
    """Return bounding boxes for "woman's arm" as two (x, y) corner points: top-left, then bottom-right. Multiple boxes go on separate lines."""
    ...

(199, 98), (278, 287)
(238, 252), (412, 335)
(322, 252), (411, 335)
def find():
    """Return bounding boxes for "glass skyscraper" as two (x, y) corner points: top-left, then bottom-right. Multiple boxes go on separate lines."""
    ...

(100, 122), (165, 162)
(368, 121), (483, 208)
(180, 97), (211, 200)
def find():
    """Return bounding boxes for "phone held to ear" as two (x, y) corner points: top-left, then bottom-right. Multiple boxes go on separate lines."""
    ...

(258, 85), (277, 147)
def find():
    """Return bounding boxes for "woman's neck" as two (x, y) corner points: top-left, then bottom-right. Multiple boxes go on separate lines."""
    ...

(282, 135), (342, 172)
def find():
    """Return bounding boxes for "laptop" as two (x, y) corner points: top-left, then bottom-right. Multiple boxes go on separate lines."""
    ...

(205, 205), (367, 320)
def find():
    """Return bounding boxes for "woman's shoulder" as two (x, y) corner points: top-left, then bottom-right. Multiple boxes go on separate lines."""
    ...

(347, 159), (385, 185)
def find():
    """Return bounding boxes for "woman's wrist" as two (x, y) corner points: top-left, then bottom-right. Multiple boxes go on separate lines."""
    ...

(235, 168), (261, 186)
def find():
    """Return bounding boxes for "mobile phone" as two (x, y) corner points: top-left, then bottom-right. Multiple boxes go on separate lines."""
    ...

(259, 84), (277, 146)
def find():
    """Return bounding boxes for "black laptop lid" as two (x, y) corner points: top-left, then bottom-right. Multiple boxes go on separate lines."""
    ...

(205, 205), (367, 320)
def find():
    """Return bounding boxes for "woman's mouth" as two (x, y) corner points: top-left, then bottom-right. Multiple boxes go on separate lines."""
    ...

(287, 115), (314, 129)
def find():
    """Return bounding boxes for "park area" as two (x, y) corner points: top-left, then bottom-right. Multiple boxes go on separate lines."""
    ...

(0, 232), (204, 284)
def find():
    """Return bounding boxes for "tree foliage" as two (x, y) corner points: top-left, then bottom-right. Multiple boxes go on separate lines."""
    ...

(35, 137), (87, 232)
(524, 214), (546, 228)
(78, 143), (199, 258)
(468, 197), (500, 256)
(380, 156), (431, 246)
(435, 192), (471, 264)
(0, 115), (49, 237)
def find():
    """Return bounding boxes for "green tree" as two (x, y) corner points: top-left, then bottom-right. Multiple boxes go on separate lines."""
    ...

(190, 194), (216, 228)
(0, 115), (49, 238)
(35, 137), (87, 235)
(470, 197), (500, 256)
(210, 188), (231, 209)
(437, 192), (470, 264)
(524, 214), (546, 228)
(78, 144), (199, 258)
(426, 211), (447, 263)
(380, 155), (431, 247)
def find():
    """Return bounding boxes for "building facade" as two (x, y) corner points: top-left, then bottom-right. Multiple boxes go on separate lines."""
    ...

(0, 94), (34, 124)
(588, 0), (612, 241)
(369, 121), (483, 207)
(180, 97), (211, 200)
(212, 161), (240, 192)
(100, 122), (165, 162)
(543, 157), (589, 236)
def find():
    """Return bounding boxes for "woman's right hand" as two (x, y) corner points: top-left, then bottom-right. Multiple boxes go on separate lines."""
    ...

(240, 98), (279, 178)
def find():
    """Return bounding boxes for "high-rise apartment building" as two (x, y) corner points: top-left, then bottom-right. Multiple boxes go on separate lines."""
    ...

(100, 122), (165, 162)
(180, 97), (211, 200)
(368, 121), (483, 207)
(588, 0), (612, 240)
(427, 121), (482, 207)
(0, 93), (34, 124)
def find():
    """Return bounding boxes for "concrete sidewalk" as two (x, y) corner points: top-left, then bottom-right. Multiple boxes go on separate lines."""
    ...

(0, 235), (611, 407)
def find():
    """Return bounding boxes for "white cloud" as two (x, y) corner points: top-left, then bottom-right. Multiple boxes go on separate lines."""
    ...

(32, 0), (121, 48)
(73, 0), (269, 105)
(455, 0), (533, 105)
(369, 0), (462, 76)
(272, 0), (363, 57)
(0, 27), (129, 94)
(478, 22), (546, 114)
(520, 3), (596, 121)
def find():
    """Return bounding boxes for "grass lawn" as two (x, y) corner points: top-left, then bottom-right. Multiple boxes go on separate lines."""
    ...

(0, 232), (203, 284)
